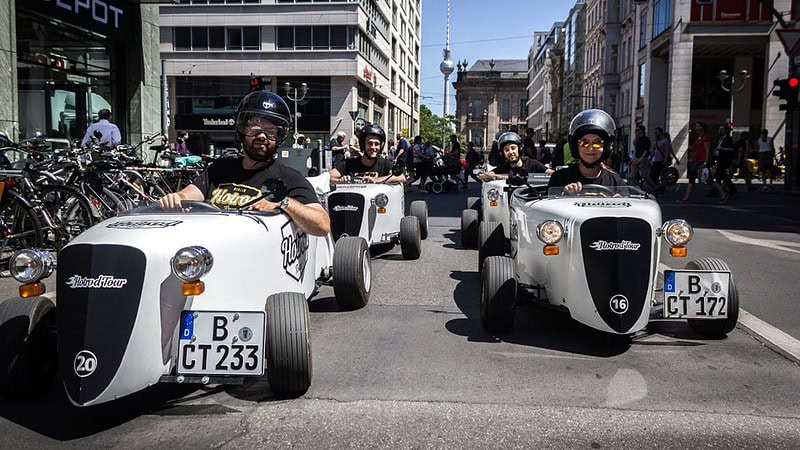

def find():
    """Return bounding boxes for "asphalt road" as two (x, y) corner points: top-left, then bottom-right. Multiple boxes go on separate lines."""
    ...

(0, 181), (799, 447)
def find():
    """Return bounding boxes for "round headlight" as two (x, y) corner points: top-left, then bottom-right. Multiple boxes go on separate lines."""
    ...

(663, 219), (693, 246)
(537, 220), (564, 245)
(9, 249), (56, 283)
(374, 193), (389, 208)
(487, 188), (500, 202)
(171, 246), (214, 282)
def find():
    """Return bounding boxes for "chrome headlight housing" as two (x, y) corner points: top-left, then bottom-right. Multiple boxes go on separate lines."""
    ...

(171, 246), (214, 282)
(663, 219), (693, 246)
(536, 220), (564, 245)
(374, 193), (389, 208)
(487, 188), (500, 202)
(9, 249), (56, 283)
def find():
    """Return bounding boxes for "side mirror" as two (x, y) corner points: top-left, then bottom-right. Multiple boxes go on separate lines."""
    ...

(391, 164), (405, 177)
(507, 167), (528, 186)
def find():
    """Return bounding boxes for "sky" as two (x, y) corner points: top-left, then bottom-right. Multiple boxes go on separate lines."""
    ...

(419, 0), (575, 117)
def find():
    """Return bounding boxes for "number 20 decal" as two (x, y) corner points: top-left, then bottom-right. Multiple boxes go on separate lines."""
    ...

(74, 350), (98, 378)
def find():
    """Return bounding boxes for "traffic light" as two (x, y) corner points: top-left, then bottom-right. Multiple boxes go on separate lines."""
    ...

(249, 75), (260, 92)
(773, 77), (800, 111)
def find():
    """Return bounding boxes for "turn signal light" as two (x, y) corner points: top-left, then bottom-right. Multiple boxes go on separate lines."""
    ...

(489, 201), (498, 207)
(670, 246), (687, 257)
(543, 245), (560, 256)
(377, 207), (386, 214)
(19, 282), (45, 298)
(182, 281), (205, 296)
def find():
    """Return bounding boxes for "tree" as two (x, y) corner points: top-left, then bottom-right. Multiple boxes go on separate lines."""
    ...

(418, 105), (463, 153)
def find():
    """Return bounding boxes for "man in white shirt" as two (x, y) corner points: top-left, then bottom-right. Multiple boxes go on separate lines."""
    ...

(81, 109), (122, 148)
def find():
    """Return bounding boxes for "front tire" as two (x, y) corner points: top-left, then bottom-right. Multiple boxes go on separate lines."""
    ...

(409, 200), (429, 240)
(461, 209), (479, 248)
(478, 221), (505, 268)
(332, 237), (371, 309)
(399, 216), (422, 260)
(685, 257), (739, 337)
(481, 256), (517, 332)
(265, 292), (312, 395)
(0, 297), (58, 398)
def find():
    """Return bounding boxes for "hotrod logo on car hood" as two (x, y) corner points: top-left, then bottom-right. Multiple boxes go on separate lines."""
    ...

(107, 220), (183, 229)
(66, 275), (128, 289)
(589, 240), (641, 251)
(281, 221), (309, 282)
(574, 201), (632, 208)
(332, 205), (360, 212)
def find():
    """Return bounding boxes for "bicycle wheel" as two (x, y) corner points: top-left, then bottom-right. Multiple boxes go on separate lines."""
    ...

(39, 185), (99, 246)
(0, 195), (44, 265)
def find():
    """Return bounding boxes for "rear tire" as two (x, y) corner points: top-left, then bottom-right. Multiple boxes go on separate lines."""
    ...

(481, 256), (517, 332)
(332, 237), (371, 309)
(265, 292), (312, 395)
(409, 200), (429, 240)
(461, 209), (479, 248)
(660, 167), (680, 185)
(685, 257), (739, 337)
(0, 297), (58, 398)
(399, 216), (422, 260)
(478, 221), (505, 268)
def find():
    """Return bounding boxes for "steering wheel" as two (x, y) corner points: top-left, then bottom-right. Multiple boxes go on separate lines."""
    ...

(563, 184), (616, 197)
(581, 184), (616, 197)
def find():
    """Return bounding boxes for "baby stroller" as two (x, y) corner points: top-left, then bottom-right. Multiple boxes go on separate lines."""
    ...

(425, 147), (464, 193)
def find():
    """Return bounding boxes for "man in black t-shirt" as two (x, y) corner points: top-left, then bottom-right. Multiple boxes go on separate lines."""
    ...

(479, 132), (553, 181)
(548, 109), (626, 194)
(159, 91), (330, 237)
(329, 123), (405, 184)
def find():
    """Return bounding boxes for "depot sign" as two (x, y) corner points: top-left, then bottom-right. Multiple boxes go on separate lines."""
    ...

(23, 0), (131, 41)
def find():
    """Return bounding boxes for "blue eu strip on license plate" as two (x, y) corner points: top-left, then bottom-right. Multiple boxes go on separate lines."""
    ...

(664, 271), (676, 293)
(180, 311), (194, 341)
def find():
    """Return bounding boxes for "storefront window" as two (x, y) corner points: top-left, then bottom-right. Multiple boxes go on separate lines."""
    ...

(16, 15), (117, 143)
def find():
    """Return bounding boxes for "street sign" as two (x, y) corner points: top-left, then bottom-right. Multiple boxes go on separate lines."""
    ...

(348, 111), (359, 120)
(777, 29), (800, 56)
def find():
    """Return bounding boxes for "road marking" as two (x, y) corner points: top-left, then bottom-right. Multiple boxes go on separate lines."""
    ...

(717, 230), (800, 255)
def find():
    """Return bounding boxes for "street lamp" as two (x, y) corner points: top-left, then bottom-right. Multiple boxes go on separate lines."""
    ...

(717, 69), (750, 126)
(284, 81), (308, 139)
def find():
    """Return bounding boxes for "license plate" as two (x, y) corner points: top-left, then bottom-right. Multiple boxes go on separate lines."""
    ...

(663, 270), (730, 319)
(178, 311), (265, 375)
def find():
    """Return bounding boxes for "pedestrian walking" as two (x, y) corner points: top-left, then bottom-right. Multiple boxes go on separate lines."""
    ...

(395, 132), (410, 168)
(329, 131), (349, 166)
(292, 134), (306, 149)
(628, 124), (651, 186)
(711, 125), (736, 202)
(733, 131), (755, 191)
(175, 131), (190, 155)
(464, 141), (482, 188)
(81, 109), (121, 149)
(756, 129), (775, 189)
(678, 122), (712, 203)
(647, 127), (676, 195)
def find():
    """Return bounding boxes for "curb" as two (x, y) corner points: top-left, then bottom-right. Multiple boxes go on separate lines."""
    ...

(737, 308), (800, 366)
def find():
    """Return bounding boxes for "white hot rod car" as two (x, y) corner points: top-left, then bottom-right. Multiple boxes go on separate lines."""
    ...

(0, 181), (371, 406)
(479, 182), (739, 338)
(325, 173), (429, 260)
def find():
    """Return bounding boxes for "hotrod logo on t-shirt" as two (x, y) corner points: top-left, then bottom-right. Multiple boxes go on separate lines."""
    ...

(66, 275), (128, 289)
(589, 240), (641, 251)
(281, 221), (309, 282)
(209, 183), (261, 209)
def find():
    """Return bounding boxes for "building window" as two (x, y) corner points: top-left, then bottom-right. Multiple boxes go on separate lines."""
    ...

(174, 27), (260, 51)
(519, 98), (528, 119)
(652, 0), (672, 39)
(472, 100), (483, 120)
(639, 12), (648, 48)
(501, 98), (511, 121)
(295, 26), (312, 50)
(276, 26), (354, 50)
(638, 63), (646, 107)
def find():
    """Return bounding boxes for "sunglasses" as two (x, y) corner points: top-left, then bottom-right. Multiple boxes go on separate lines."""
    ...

(578, 138), (604, 149)
(241, 125), (280, 139)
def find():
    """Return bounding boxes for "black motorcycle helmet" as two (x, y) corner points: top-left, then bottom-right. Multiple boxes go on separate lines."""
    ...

(234, 91), (292, 147)
(497, 131), (522, 153)
(357, 123), (386, 154)
(0, 131), (10, 148)
(568, 109), (616, 163)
